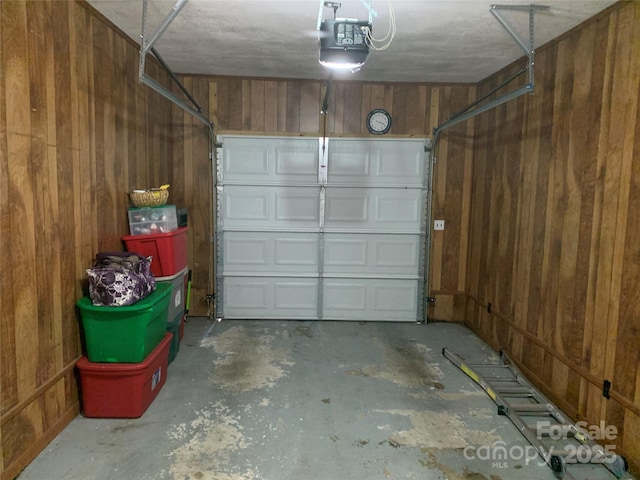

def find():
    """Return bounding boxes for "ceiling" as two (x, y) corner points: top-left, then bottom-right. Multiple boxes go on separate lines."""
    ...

(87, 0), (616, 83)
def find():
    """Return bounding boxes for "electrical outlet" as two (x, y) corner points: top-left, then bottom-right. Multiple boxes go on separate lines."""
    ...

(434, 220), (445, 230)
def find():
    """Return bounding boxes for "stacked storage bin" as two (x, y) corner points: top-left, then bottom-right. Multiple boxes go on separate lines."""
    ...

(155, 267), (188, 363)
(122, 205), (188, 364)
(76, 282), (174, 418)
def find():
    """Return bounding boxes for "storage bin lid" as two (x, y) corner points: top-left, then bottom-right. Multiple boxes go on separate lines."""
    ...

(76, 333), (172, 373)
(121, 226), (187, 242)
(155, 265), (189, 282)
(77, 282), (173, 312)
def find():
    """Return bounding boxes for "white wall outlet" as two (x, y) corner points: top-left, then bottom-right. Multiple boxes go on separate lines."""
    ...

(434, 220), (445, 230)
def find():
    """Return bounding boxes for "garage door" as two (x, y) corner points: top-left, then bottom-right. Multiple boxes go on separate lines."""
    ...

(215, 135), (430, 322)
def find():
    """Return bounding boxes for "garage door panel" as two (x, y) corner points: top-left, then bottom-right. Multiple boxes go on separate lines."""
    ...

(328, 151), (371, 178)
(324, 193), (368, 222)
(274, 141), (318, 182)
(374, 237), (420, 269)
(375, 194), (421, 224)
(325, 188), (422, 232)
(323, 279), (418, 321)
(225, 188), (269, 221)
(324, 234), (420, 276)
(223, 142), (269, 178)
(223, 185), (320, 230)
(224, 277), (318, 319)
(275, 281), (318, 310)
(372, 283), (418, 313)
(224, 278), (269, 310)
(224, 234), (270, 268)
(324, 237), (368, 268)
(276, 193), (319, 221)
(275, 236), (319, 268)
(218, 135), (428, 322)
(222, 136), (318, 184)
(223, 232), (319, 273)
(328, 139), (424, 186)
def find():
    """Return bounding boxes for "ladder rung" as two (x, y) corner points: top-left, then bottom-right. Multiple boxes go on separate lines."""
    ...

(535, 428), (578, 438)
(482, 376), (518, 382)
(546, 448), (573, 458)
(467, 364), (509, 369)
(491, 384), (524, 390)
(506, 403), (551, 413)
(494, 386), (533, 395)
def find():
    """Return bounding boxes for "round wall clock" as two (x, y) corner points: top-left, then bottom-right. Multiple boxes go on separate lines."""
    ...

(366, 108), (392, 135)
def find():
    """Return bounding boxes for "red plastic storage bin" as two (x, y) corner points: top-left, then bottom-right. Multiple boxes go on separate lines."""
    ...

(76, 333), (172, 418)
(122, 227), (187, 277)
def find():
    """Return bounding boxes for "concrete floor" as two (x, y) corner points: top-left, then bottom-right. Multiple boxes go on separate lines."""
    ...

(18, 318), (626, 480)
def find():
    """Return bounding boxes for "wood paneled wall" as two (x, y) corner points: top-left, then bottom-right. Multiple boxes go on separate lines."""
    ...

(465, 1), (640, 473)
(0, 1), (173, 478)
(10, 0), (635, 476)
(0, 1), (476, 475)
(172, 75), (476, 320)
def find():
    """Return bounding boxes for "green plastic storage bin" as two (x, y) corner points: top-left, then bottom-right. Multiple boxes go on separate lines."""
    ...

(77, 282), (173, 363)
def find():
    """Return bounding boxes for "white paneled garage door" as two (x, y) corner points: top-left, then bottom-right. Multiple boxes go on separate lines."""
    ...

(216, 135), (430, 322)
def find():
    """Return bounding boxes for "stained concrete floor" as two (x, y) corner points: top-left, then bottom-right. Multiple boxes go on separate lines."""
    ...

(18, 319), (627, 480)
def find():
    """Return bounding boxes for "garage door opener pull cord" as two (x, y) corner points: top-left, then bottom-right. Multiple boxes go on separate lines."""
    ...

(442, 348), (629, 480)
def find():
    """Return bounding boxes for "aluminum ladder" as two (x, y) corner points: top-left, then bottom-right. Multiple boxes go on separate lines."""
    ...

(442, 348), (629, 480)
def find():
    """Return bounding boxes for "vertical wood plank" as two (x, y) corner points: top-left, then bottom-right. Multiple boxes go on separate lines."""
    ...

(250, 79), (265, 132)
(215, 78), (228, 130)
(360, 83), (372, 135)
(227, 79), (242, 131)
(405, 85), (426, 136)
(264, 80), (278, 132)
(5, 1), (40, 405)
(277, 81), (287, 133)
(342, 83), (361, 134)
(391, 84), (407, 133)
(241, 79), (251, 131)
(370, 84), (384, 110)
(285, 81), (301, 133)
(330, 82), (344, 134)
(0, 0), (18, 422)
(299, 81), (320, 134)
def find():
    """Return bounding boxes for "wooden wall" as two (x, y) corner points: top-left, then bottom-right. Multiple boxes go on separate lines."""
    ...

(174, 76), (476, 320)
(465, 1), (640, 474)
(10, 0), (635, 476)
(0, 1), (173, 478)
(0, 1), (475, 475)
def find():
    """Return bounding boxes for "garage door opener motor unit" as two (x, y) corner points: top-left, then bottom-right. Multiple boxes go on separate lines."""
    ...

(319, 18), (371, 70)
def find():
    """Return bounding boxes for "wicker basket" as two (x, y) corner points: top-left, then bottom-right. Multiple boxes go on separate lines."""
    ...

(129, 189), (169, 208)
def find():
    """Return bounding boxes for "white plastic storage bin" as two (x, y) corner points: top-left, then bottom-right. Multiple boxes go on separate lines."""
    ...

(128, 205), (178, 235)
(156, 266), (188, 323)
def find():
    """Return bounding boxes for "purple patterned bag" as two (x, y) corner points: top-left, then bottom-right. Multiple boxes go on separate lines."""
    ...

(87, 252), (156, 306)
